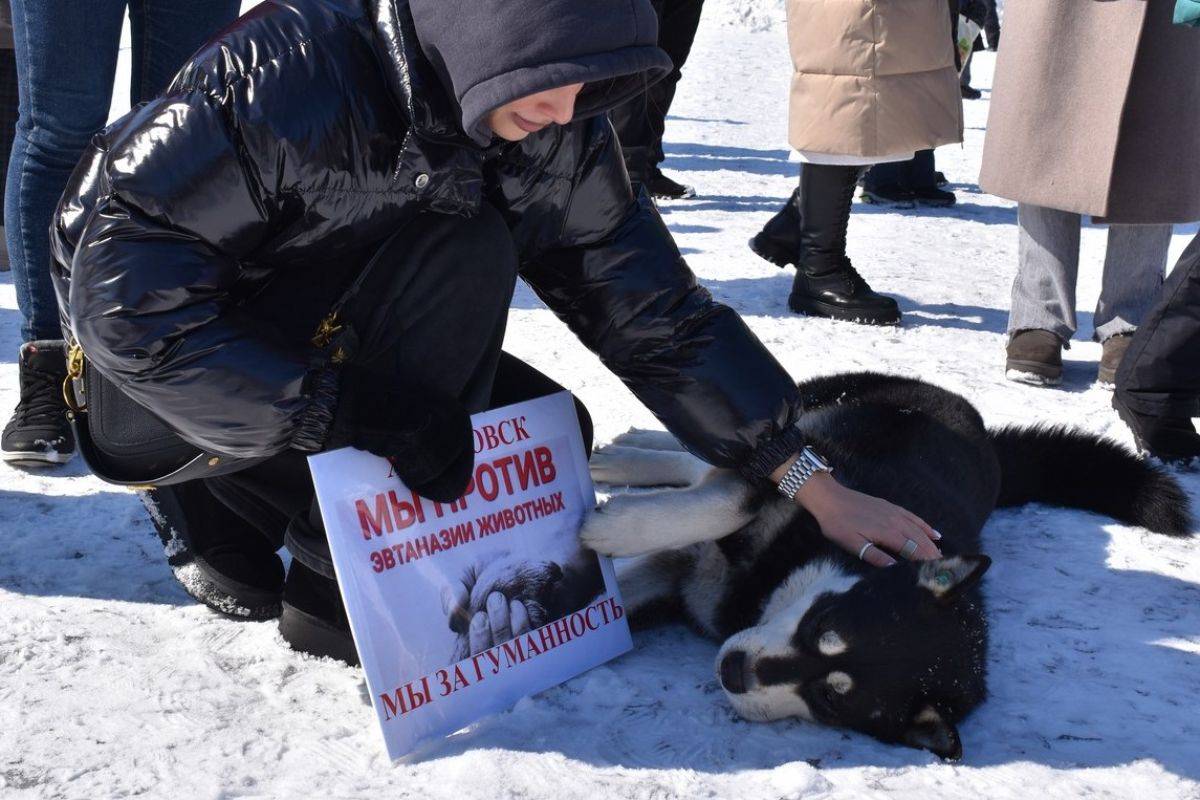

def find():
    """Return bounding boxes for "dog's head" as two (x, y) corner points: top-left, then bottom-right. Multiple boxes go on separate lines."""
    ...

(715, 555), (991, 760)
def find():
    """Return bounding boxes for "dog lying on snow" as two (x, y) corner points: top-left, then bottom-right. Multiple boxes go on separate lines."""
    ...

(580, 372), (1193, 760)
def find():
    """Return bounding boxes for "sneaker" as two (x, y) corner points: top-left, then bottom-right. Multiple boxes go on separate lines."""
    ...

(645, 169), (696, 200)
(1005, 329), (1064, 386)
(860, 185), (916, 209)
(912, 187), (957, 207)
(2, 340), (75, 467)
(1097, 333), (1133, 387)
(961, 85), (983, 100)
(789, 258), (902, 326)
(279, 561), (359, 665)
(1113, 394), (1200, 464)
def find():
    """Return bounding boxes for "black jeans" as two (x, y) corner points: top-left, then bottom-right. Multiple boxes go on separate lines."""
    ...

(1115, 233), (1200, 419)
(160, 205), (591, 565)
(863, 150), (938, 193)
(608, 0), (705, 181)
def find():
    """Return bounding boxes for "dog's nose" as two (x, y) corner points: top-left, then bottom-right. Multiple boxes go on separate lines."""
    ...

(719, 650), (749, 695)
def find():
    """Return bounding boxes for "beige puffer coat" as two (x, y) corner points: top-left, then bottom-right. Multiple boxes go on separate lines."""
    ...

(786, 0), (964, 159)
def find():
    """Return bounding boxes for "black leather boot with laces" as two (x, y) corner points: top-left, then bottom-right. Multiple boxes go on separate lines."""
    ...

(789, 164), (901, 326)
(2, 340), (75, 467)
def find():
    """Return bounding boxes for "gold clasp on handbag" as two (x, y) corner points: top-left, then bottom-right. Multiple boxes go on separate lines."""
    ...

(63, 342), (86, 413)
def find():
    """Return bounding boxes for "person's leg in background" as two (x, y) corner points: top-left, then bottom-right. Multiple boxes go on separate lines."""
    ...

(1, 0), (127, 467)
(129, 0), (241, 104)
(609, 0), (704, 200)
(1093, 222), (1172, 385)
(1113, 232), (1200, 461)
(906, 149), (956, 207)
(983, 0), (1000, 50)
(0, 1), (16, 272)
(860, 159), (916, 208)
(1005, 202), (1081, 386)
(960, 47), (981, 99)
(788, 163), (902, 326)
(1, 0), (241, 468)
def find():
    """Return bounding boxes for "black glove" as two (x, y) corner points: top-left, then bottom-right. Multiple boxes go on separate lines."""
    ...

(329, 365), (474, 503)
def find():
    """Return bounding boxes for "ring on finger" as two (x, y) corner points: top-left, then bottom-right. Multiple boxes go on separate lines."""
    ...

(900, 538), (919, 560)
(857, 542), (877, 561)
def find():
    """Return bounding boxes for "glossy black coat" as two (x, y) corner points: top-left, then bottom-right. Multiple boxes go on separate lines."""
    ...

(51, 0), (804, 476)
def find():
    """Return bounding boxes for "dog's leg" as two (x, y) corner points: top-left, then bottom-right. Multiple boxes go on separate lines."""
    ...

(614, 550), (695, 623)
(581, 469), (756, 557)
(590, 445), (714, 488)
(608, 428), (687, 452)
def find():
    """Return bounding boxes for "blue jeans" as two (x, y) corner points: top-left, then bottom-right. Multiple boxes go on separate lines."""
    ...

(5, 0), (239, 342)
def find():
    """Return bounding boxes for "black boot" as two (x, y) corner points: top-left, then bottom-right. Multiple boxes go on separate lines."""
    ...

(626, 145), (696, 201)
(789, 165), (901, 326)
(644, 168), (696, 200)
(279, 512), (359, 665)
(279, 562), (358, 665)
(2, 340), (75, 467)
(142, 483), (285, 620)
(749, 188), (801, 267)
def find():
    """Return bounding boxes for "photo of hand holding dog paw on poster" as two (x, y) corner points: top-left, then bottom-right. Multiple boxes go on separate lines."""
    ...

(308, 391), (630, 760)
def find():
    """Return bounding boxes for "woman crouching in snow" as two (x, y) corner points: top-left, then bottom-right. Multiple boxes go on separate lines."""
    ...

(51, 0), (943, 661)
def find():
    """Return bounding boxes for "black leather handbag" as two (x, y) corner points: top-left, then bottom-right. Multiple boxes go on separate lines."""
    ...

(63, 226), (407, 488)
(63, 344), (256, 487)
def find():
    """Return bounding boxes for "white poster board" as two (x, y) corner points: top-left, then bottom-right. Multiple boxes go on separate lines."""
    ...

(308, 391), (631, 759)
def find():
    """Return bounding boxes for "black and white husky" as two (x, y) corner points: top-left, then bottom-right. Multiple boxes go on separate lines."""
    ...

(581, 372), (1193, 760)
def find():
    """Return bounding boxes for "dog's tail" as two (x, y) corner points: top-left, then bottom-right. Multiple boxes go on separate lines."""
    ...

(988, 425), (1193, 536)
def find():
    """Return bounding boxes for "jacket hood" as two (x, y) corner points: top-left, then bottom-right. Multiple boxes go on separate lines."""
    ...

(408, 0), (672, 145)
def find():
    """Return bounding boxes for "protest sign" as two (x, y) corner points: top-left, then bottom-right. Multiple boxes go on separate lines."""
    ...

(308, 391), (631, 759)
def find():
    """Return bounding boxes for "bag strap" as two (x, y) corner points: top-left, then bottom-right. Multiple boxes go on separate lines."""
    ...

(309, 226), (411, 362)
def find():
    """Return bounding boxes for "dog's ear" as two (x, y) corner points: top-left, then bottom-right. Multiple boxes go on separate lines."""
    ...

(917, 555), (991, 603)
(902, 705), (963, 761)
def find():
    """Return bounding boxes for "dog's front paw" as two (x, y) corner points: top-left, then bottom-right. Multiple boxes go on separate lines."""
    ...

(580, 498), (655, 557)
(590, 445), (708, 488)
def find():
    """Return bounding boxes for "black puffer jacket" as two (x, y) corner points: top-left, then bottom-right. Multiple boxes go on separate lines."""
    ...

(51, 0), (805, 479)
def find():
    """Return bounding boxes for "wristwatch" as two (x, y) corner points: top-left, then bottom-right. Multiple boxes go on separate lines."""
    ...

(776, 447), (833, 501)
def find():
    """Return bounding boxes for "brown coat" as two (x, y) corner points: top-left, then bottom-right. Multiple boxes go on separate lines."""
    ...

(980, 0), (1200, 224)
(786, 0), (963, 158)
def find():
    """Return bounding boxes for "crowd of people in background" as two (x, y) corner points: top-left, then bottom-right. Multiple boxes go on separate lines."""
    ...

(0, 0), (1195, 658)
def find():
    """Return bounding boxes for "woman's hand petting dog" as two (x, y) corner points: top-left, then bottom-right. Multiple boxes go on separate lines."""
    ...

(791, 471), (942, 567)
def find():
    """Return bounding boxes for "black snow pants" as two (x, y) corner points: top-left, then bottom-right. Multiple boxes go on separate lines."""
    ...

(156, 204), (591, 571)
(1115, 232), (1200, 419)
(608, 0), (705, 182)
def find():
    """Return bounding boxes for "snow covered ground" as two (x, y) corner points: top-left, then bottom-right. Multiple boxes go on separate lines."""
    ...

(3, 6), (1199, 799)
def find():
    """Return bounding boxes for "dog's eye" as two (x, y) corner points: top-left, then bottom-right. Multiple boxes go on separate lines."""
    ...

(816, 629), (847, 656)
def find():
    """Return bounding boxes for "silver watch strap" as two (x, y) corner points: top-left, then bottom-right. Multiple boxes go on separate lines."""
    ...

(776, 447), (832, 500)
